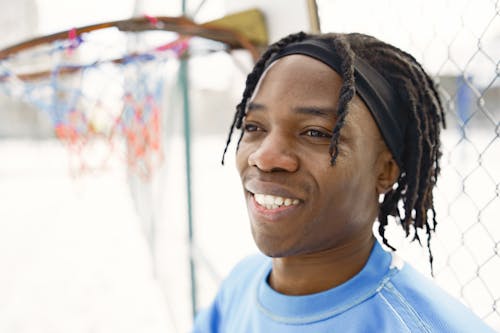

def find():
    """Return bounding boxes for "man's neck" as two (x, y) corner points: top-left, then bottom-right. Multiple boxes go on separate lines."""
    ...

(268, 237), (375, 295)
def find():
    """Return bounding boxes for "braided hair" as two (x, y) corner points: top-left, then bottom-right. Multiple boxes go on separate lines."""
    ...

(223, 32), (446, 271)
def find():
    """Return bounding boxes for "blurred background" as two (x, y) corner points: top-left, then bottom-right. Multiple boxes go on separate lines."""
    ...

(0, 0), (499, 332)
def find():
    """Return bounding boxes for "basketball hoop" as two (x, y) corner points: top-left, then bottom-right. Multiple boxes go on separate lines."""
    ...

(0, 15), (259, 178)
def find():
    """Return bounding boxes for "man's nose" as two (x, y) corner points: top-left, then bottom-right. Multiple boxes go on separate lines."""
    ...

(247, 132), (299, 172)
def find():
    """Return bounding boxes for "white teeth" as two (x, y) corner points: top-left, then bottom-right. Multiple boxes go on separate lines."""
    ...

(253, 193), (300, 209)
(255, 194), (265, 204)
(264, 195), (275, 205)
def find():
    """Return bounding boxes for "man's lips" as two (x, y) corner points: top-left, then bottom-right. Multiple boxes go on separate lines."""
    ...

(244, 179), (303, 202)
(243, 178), (304, 220)
(250, 194), (300, 216)
(251, 192), (300, 210)
(245, 191), (302, 223)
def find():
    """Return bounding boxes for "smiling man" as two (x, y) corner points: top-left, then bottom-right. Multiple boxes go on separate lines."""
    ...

(193, 32), (494, 332)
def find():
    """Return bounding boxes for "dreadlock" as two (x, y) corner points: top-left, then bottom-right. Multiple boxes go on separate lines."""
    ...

(222, 32), (445, 272)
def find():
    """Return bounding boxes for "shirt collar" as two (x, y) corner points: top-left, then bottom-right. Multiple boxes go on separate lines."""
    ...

(256, 241), (394, 324)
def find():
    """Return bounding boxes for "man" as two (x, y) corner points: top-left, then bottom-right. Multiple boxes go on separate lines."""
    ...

(193, 32), (495, 332)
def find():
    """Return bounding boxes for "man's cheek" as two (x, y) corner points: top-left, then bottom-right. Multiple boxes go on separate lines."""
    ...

(235, 146), (252, 172)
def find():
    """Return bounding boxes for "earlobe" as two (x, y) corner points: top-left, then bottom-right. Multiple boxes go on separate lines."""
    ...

(376, 151), (400, 195)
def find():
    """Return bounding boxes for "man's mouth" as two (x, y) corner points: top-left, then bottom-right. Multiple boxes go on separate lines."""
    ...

(252, 193), (300, 210)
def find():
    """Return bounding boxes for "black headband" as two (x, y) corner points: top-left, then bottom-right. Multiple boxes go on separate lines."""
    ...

(266, 39), (408, 167)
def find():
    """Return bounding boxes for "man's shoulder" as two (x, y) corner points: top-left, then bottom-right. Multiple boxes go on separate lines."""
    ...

(383, 262), (495, 332)
(193, 254), (270, 333)
(217, 253), (270, 298)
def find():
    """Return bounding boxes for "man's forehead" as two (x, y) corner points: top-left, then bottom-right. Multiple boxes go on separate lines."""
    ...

(250, 55), (343, 103)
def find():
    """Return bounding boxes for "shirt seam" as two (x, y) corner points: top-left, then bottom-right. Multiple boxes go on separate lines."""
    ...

(377, 292), (412, 333)
(383, 282), (433, 333)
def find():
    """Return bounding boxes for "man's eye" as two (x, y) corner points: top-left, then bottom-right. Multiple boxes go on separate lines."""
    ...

(244, 124), (259, 132)
(304, 129), (331, 138)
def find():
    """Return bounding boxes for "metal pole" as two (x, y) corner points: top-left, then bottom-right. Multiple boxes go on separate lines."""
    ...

(181, 0), (197, 320)
(180, 58), (197, 320)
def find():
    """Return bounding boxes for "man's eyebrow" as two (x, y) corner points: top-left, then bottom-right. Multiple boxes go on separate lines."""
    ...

(247, 102), (266, 112)
(293, 106), (337, 119)
(247, 103), (336, 119)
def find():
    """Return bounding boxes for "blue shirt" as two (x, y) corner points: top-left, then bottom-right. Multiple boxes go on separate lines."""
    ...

(193, 242), (495, 332)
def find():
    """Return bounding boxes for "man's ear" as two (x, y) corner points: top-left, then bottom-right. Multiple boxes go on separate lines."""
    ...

(376, 150), (400, 195)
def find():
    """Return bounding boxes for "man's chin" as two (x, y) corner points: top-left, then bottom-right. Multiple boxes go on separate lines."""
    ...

(252, 235), (301, 258)
(253, 237), (284, 257)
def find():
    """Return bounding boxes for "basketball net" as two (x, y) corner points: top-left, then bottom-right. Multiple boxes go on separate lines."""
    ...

(0, 15), (259, 178)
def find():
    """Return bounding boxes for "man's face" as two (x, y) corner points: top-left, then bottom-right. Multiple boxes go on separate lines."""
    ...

(236, 55), (387, 257)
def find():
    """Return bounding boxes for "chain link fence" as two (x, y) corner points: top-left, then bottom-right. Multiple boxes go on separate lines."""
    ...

(317, 0), (500, 330)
